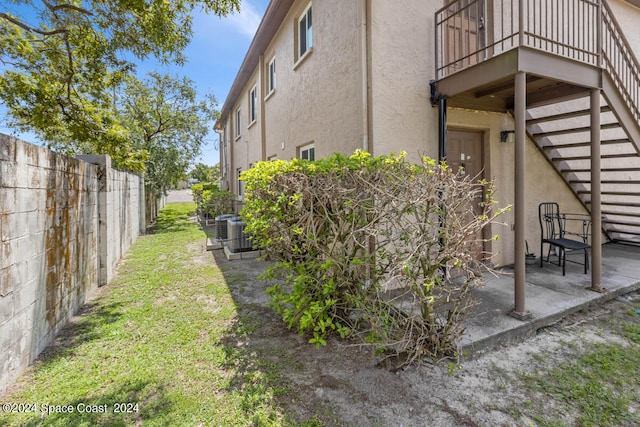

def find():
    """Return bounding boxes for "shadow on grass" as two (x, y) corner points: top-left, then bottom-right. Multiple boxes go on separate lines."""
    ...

(149, 203), (197, 234)
(209, 249), (329, 426)
(35, 301), (124, 367)
(16, 381), (172, 427)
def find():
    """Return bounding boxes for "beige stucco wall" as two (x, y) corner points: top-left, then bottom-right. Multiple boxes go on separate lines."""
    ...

(369, 0), (442, 162)
(227, 67), (263, 196)
(261, 0), (364, 162)
(609, 0), (640, 54)
(447, 108), (590, 267)
(219, 0), (631, 262)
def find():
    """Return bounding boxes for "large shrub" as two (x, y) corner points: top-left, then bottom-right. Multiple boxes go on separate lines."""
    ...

(191, 183), (235, 218)
(241, 150), (508, 368)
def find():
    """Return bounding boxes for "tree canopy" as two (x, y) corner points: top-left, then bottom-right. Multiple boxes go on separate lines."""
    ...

(120, 72), (219, 192)
(190, 162), (220, 183)
(0, 0), (239, 170)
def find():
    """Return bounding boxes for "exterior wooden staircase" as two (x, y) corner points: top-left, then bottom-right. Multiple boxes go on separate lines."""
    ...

(526, 0), (640, 244)
(433, 0), (640, 245)
(526, 94), (640, 244)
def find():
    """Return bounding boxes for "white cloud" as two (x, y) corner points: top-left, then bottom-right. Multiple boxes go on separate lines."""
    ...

(226, 2), (262, 39)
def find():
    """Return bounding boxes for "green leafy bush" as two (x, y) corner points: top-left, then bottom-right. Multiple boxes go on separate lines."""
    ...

(242, 150), (508, 368)
(191, 183), (218, 202)
(191, 183), (235, 218)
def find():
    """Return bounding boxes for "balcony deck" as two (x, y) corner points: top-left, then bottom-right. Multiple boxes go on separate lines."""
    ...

(435, 46), (600, 112)
(434, 0), (607, 110)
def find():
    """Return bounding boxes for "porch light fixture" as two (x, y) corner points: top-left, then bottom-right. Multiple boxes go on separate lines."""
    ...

(500, 130), (515, 143)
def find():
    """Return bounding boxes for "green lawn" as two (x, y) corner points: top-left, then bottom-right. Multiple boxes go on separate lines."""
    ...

(517, 316), (640, 427)
(2, 202), (639, 426)
(0, 203), (289, 426)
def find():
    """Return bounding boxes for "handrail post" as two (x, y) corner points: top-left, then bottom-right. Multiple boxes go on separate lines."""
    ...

(597, 0), (603, 69)
(518, 0), (524, 46)
(435, 9), (439, 78)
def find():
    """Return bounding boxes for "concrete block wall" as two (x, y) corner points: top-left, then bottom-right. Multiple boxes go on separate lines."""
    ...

(0, 135), (146, 393)
(104, 167), (144, 285)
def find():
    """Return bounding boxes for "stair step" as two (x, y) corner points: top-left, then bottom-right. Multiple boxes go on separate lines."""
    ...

(527, 106), (611, 125)
(542, 138), (629, 150)
(569, 179), (640, 184)
(563, 167), (640, 173)
(602, 211), (640, 219)
(552, 153), (638, 162)
(609, 229), (640, 237)
(578, 190), (640, 196)
(604, 219), (640, 227)
(602, 219), (640, 227)
(595, 201), (640, 208)
(532, 122), (620, 138)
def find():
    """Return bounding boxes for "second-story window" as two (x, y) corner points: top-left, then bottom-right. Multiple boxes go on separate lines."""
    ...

(249, 86), (257, 124)
(267, 58), (276, 94)
(298, 4), (312, 58)
(235, 108), (241, 138)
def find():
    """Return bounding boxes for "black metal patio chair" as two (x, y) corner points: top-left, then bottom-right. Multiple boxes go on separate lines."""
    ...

(539, 202), (590, 275)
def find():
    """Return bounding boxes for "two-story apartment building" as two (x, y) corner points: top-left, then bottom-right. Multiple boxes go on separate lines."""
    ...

(216, 0), (640, 317)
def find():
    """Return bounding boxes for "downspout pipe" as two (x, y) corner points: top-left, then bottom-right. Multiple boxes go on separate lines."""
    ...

(431, 80), (447, 280)
(214, 128), (228, 190)
(359, 0), (370, 152)
(438, 97), (447, 161)
(430, 80), (447, 161)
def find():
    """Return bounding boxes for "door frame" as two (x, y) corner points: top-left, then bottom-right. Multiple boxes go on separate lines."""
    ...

(445, 127), (490, 259)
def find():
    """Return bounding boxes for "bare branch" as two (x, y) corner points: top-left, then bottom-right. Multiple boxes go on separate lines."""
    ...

(41, 0), (93, 17)
(243, 153), (510, 369)
(0, 12), (67, 36)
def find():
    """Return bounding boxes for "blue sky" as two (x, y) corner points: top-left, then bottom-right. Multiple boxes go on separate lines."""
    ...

(185, 0), (269, 99)
(0, 0), (270, 168)
(166, 0), (271, 166)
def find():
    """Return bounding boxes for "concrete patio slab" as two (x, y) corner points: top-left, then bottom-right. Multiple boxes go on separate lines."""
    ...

(461, 243), (640, 357)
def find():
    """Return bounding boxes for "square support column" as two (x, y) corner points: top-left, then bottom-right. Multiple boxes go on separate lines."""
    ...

(590, 89), (604, 292)
(77, 154), (110, 287)
(510, 71), (531, 320)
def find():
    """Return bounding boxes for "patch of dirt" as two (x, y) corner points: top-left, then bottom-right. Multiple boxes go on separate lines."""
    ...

(205, 245), (640, 426)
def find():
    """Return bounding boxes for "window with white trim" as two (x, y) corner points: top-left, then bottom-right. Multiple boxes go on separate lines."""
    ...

(235, 108), (241, 138)
(299, 143), (315, 161)
(298, 4), (312, 59)
(249, 86), (257, 124)
(267, 58), (276, 94)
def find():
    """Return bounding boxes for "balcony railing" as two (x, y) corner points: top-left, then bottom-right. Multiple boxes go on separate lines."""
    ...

(436, 0), (599, 78)
(601, 1), (640, 125)
(435, 0), (640, 127)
